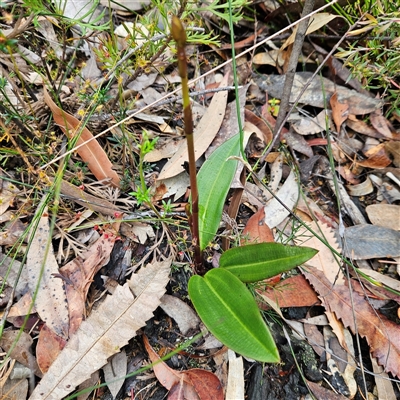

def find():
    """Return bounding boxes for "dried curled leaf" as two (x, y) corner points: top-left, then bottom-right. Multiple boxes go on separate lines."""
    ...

(43, 86), (120, 187)
(29, 259), (171, 399)
(303, 267), (400, 378)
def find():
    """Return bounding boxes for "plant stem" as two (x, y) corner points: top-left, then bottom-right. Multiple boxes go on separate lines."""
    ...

(171, 16), (203, 273)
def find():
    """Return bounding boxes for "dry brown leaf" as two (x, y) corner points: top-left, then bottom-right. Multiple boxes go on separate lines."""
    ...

(356, 143), (392, 169)
(244, 109), (273, 145)
(385, 141), (400, 167)
(54, 178), (123, 216)
(27, 203), (69, 339)
(296, 221), (346, 346)
(143, 335), (224, 400)
(242, 207), (274, 244)
(370, 110), (393, 139)
(36, 324), (66, 374)
(258, 274), (319, 308)
(59, 229), (117, 336)
(0, 330), (42, 378)
(303, 267), (400, 378)
(330, 92), (349, 132)
(29, 259), (171, 400)
(43, 86), (120, 187)
(158, 74), (229, 180)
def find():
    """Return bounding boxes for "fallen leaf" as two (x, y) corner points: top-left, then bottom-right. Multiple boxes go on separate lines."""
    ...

(225, 350), (244, 400)
(0, 330), (42, 377)
(36, 324), (66, 374)
(303, 267), (400, 378)
(244, 109), (273, 145)
(293, 110), (332, 136)
(242, 207), (274, 244)
(143, 335), (224, 400)
(254, 72), (382, 114)
(370, 110), (393, 139)
(160, 294), (200, 336)
(59, 229), (117, 336)
(366, 204), (400, 230)
(385, 141), (400, 167)
(346, 177), (374, 196)
(306, 379), (348, 399)
(263, 170), (299, 229)
(158, 74), (229, 179)
(330, 92), (349, 132)
(346, 115), (383, 139)
(356, 143), (392, 169)
(103, 351), (127, 398)
(342, 224), (400, 259)
(258, 274), (319, 308)
(43, 86), (120, 187)
(281, 13), (340, 51)
(27, 203), (69, 339)
(29, 259), (171, 399)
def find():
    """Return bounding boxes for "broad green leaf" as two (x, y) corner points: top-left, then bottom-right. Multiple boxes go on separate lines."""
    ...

(197, 134), (240, 250)
(188, 268), (280, 363)
(219, 243), (318, 282)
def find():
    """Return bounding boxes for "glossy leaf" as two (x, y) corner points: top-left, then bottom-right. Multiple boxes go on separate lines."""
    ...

(219, 243), (318, 282)
(188, 268), (280, 363)
(197, 134), (240, 250)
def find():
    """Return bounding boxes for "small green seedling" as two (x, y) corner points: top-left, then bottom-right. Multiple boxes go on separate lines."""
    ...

(171, 16), (317, 363)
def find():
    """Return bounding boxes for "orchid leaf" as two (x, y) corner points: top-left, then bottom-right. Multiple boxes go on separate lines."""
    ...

(219, 243), (318, 282)
(188, 268), (280, 362)
(197, 134), (240, 250)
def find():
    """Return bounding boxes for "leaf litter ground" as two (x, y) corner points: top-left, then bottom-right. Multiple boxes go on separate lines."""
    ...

(0, 1), (399, 399)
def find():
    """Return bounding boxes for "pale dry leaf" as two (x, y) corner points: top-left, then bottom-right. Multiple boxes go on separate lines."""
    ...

(226, 350), (244, 400)
(254, 72), (382, 114)
(27, 204), (69, 339)
(370, 355), (397, 400)
(263, 170), (299, 229)
(158, 74), (229, 180)
(29, 259), (171, 400)
(281, 13), (341, 50)
(103, 350), (127, 399)
(366, 204), (400, 231)
(43, 86), (120, 187)
(295, 221), (344, 285)
(160, 294), (200, 336)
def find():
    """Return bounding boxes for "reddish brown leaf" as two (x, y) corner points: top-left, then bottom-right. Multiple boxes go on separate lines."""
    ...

(184, 369), (224, 400)
(258, 274), (319, 308)
(356, 143), (392, 169)
(303, 267), (400, 378)
(36, 324), (66, 374)
(242, 207), (274, 244)
(143, 335), (223, 400)
(43, 86), (120, 187)
(60, 229), (117, 336)
(330, 92), (349, 132)
(244, 108), (273, 145)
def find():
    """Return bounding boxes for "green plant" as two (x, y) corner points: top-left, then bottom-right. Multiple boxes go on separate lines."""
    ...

(129, 130), (158, 206)
(171, 16), (317, 363)
(335, 0), (400, 118)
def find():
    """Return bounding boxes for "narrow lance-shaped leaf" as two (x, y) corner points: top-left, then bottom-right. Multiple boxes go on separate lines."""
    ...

(188, 268), (280, 363)
(197, 134), (240, 249)
(219, 242), (318, 282)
